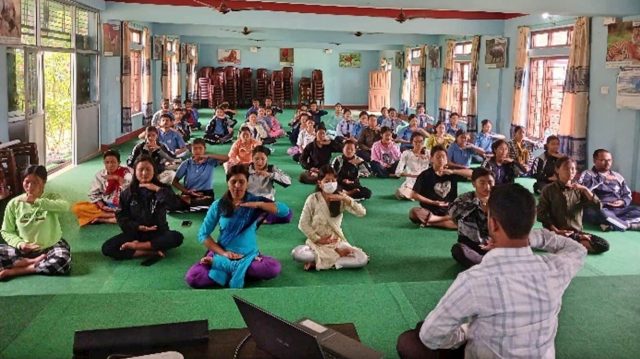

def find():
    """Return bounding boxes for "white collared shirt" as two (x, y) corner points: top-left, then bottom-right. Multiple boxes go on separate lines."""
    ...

(419, 229), (587, 359)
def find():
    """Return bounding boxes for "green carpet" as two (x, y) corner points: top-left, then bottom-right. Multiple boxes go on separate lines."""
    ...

(1, 109), (639, 358)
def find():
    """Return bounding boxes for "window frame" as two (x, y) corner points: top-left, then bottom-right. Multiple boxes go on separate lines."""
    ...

(531, 27), (573, 49)
(452, 60), (471, 117)
(526, 56), (569, 139)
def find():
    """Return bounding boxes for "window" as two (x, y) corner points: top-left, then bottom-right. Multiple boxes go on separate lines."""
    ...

(531, 27), (573, 48)
(75, 8), (98, 50)
(410, 48), (422, 61)
(165, 39), (180, 101)
(21, 0), (36, 45)
(454, 42), (472, 56)
(6, 49), (25, 116)
(527, 58), (568, 139)
(130, 50), (142, 113)
(40, 0), (73, 48)
(452, 61), (471, 116)
(131, 30), (142, 45)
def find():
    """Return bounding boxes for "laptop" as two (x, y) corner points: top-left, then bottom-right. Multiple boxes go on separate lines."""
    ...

(233, 295), (382, 359)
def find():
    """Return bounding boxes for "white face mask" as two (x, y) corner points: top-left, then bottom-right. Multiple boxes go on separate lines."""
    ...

(321, 181), (338, 194)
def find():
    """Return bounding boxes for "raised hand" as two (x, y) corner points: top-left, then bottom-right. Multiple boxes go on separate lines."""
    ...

(139, 183), (161, 192)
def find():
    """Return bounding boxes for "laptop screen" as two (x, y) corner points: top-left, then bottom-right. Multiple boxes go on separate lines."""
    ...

(233, 296), (325, 359)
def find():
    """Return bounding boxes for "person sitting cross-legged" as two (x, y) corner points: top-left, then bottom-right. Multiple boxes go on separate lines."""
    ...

(396, 184), (587, 359)
(408, 145), (471, 229)
(449, 167), (495, 268)
(0, 166), (71, 280)
(537, 156), (610, 254)
(578, 148), (640, 231)
(171, 138), (229, 212)
(331, 139), (372, 201)
(370, 126), (401, 178)
(299, 125), (342, 184)
(184, 164), (290, 289)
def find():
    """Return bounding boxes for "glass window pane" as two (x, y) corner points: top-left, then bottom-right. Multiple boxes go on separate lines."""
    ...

(550, 30), (568, 46)
(76, 54), (98, 104)
(75, 9), (98, 50)
(532, 32), (548, 47)
(7, 49), (25, 115)
(40, 0), (73, 48)
(21, 0), (36, 45)
(463, 43), (472, 54)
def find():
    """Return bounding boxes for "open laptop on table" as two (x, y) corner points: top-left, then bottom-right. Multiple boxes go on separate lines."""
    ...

(233, 295), (382, 359)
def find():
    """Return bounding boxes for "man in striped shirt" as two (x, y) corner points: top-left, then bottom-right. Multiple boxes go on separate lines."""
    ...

(397, 183), (587, 359)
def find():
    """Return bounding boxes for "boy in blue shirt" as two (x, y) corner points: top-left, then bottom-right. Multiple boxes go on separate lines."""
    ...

(245, 99), (260, 119)
(448, 130), (486, 169)
(172, 138), (229, 211)
(308, 101), (328, 125)
(473, 119), (505, 163)
(158, 114), (188, 157)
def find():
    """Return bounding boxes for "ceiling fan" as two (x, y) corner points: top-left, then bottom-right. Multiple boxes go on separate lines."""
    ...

(354, 31), (383, 37)
(191, 0), (256, 14)
(395, 8), (417, 23)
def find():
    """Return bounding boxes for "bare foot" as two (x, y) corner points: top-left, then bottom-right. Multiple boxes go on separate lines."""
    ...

(13, 254), (46, 268)
(98, 217), (117, 224)
(0, 264), (37, 280)
(120, 240), (141, 251)
(303, 262), (316, 271)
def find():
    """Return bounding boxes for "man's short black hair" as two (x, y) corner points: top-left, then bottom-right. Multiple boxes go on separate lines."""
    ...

(471, 167), (493, 182)
(593, 148), (610, 160)
(488, 184), (535, 239)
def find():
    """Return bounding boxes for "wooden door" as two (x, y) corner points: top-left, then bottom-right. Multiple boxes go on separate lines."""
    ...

(368, 70), (390, 112)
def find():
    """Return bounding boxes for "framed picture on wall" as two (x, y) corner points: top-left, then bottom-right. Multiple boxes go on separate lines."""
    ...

(427, 45), (440, 68)
(280, 48), (294, 66)
(485, 37), (508, 68)
(152, 35), (163, 60)
(218, 49), (241, 64)
(0, 0), (21, 44)
(339, 52), (361, 68)
(395, 51), (403, 69)
(606, 21), (640, 68)
(102, 22), (121, 57)
(180, 43), (187, 63)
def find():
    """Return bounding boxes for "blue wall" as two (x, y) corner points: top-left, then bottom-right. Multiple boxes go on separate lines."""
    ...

(195, 44), (380, 106)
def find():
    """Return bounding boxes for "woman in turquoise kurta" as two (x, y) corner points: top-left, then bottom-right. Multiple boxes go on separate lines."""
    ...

(184, 164), (290, 288)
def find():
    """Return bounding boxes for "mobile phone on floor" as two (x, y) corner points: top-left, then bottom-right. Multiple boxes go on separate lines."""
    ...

(181, 220), (192, 227)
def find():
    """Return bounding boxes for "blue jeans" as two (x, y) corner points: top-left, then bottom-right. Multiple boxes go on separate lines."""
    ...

(584, 205), (640, 230)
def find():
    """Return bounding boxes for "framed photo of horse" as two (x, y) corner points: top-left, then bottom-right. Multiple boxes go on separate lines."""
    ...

(485, 37), (508, 69)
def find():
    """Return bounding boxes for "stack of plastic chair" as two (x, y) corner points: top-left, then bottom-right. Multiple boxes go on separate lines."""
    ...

(298, 77), (312, 106)
(197, 67), (214, 108)
(270, 70), (285, 108)
(210, 69), (225, 108)
(311, 69), (324, 106)
(239, 68), (253, 108)
(223, 66), (238, 108)
(283, 67), (293, 107)
(256, 68), (269, 101)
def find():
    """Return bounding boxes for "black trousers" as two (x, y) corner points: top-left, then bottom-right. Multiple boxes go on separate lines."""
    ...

(102, 230), (184, 260)
(397, 321), (466, 359)
(451, 237), (487, 269)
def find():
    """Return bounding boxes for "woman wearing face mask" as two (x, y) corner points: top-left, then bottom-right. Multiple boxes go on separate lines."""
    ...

(292, 165), (368, 271)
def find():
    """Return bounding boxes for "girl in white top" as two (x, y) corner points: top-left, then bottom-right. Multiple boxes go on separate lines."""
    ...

(395, 132), (430, 200)
(292, 165), (368, 271)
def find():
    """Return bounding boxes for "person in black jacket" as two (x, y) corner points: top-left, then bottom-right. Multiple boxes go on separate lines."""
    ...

(299, 125), (342, 184)
(102, 155), (183, 262)
(331, 139), (372, 200)
(127, 126), (178, 174)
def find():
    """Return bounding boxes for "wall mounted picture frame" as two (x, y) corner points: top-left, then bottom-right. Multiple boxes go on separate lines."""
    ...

(280, 48), (294, 66)
(616, 68), (640, 110)
(485, 37), (508, 68)
(427, 45), (441, 68)
(0, 0), (21, 44)
(218, 48), (241, 64)
(152, 35), (163, 60)
(606, 21), (640, 68)
(339, 52), (361, 68)
(102, 22), (121, 57)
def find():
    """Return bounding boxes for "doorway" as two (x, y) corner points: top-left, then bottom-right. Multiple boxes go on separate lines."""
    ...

(42, 51), (73, 171)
